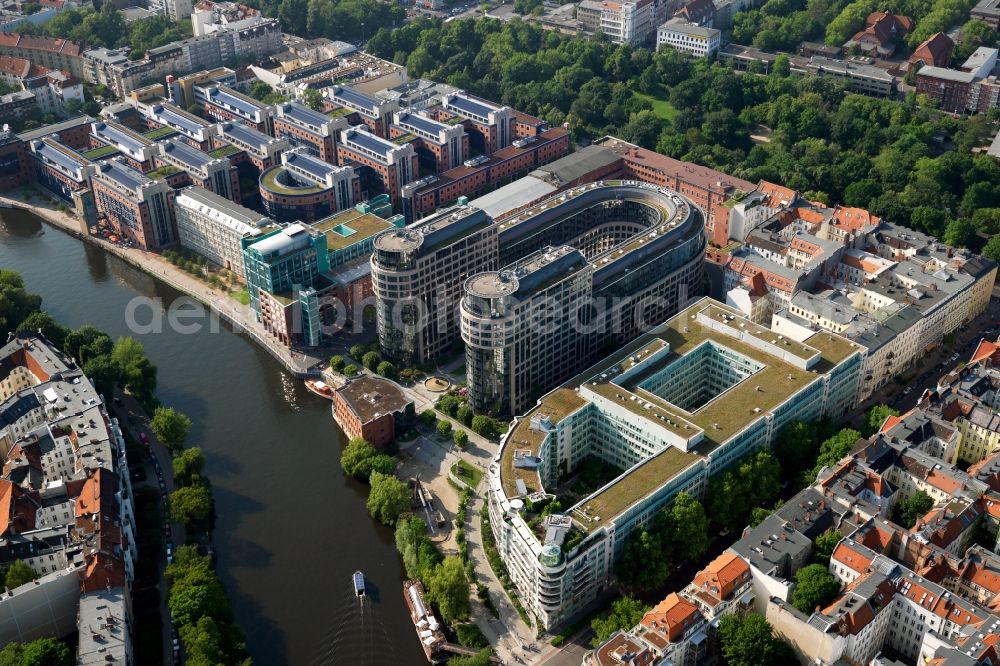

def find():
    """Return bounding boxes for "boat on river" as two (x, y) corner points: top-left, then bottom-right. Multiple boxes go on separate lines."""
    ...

(353, 571), (365, 597)
(404, 580), (445, 662)
(305, 379), (335, 400)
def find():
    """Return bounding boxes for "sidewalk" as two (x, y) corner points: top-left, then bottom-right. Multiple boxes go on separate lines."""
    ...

(0, 190), (327, 377)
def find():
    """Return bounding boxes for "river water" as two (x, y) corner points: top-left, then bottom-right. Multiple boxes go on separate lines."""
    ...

(0, 209), (427, 666)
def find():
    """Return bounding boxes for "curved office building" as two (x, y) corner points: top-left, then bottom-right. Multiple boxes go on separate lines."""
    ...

(259, 148), (359, 223)
(459, 181), (705, 415)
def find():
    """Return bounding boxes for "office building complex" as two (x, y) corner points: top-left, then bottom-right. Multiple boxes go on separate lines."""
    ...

(260, 148), (360, 223)
(90, 121), (159, 171)
(216, 120), (289, 172)
(91, 159), (176, 250)
(143, 102), (218, 150)
(487, 298), (863, 628)
(174, 185), (271, 277)
(657, 17), (722, 57)
(26, 137), (97, 225)
(273, 100), (347, 163)
(203, 85), (274, 135)
(459, 181), (705, 415)
(390, 111), (468, 173)
(435, 91), (514, 153)
(328, 85), (399, 138)
(155, 137), (240, 201)
(336, 126), (417, 204)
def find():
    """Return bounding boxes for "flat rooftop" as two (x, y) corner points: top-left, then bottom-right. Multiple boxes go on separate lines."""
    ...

(312, 208), (394, 250)
(498, 298), (861, 531)
(335, 375), (410, 423)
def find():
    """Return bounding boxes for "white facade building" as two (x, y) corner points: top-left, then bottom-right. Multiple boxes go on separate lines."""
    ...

(174, 185), (271, 277)
(657, 18), (722, 57)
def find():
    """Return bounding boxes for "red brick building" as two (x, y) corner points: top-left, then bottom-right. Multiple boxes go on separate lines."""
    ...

(596, 136), (755, 245)
(332, 375), (414, 448)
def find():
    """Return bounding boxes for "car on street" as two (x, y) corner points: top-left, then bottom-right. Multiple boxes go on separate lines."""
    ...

(139, 432), (149, 447)
(166, 541), (173, 563)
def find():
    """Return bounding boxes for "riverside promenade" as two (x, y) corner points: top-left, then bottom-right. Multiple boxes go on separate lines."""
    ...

(0, 190), (325, 377)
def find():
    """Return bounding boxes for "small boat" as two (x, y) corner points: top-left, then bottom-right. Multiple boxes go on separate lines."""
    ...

(305, 379), (335, 400)
(353, 571), (365, 597)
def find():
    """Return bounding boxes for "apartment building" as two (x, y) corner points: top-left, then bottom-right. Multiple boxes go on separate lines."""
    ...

(0, 55), (83, 118)
(273, 100), (347, 164)
(251, 51), (406, 97)
(203, 84), (274, 135)
(915, 47), (1000, 114)
(260, 148), (360, 223)
(657, 17), (722, 57)
(0, 129), (30, 191)
(91, 159), (176, 250)
(577, 0), (658, 45)
(327, 85), (399, 138)
(90, 121), (159, 171)
(216, 120), (289, 172)
(390, 111), (468, 173)
(434, 91), (514, 154)
(0, 335), (136, 660)
(458, 181), (705, 415)
(170, 67), (239, 109)
(0, 34), (84, 79)
(972, 0), (1000, 28)
(487, 298), (863, 628)
(155, 137), (240, 201)
(336, 126), (417, 204)
(174, 185), (271, 277)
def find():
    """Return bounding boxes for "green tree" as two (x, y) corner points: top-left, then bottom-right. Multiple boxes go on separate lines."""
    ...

(420, 409), (437, 426)
(943, 218), (978, 249)
(775, 421), (818, 476)
(249, 81), (275, 101)
(0, 270), (42, 338)
(437, 420), (453, 438)
(863, 404), (899, 437)
(591, 596), (649, 646)
(15, 310), (69, 349)
(750, 506), (775, 528)
(812, 529), (841, 566)
(349, 344), (366, 360)
(179, 615), (226, 666)
(173, 447), (206, 488)
(471, 415), (494, 438)
(169, 486), (213, 527)
(717, 613), (796, 666)
(616, 528), (669, 590)
(792, 564), (841, 613)
(82, 355), (122, 399)
(437, 394), (460, 416)
(329, 355), (345, 372)
(395, 515), (441, 581)
(341, 437), (396, 480)
(808, 428), (860, 480)
(5, 560), (37, 588)
(456, 404), (474, 426)
(302, 88), (325, 111)
(665, 492), (709, 562)
(447, 648), (492, 666)
(427, 556), (471, 621)
(893, 490), (934, 528)
(362, 351), (380, 370)
(376, 360), (396, 378)
(151, 407), (192, 451)
(453, 430), (469, 448)
(367, 471), (410, 525)
(344, 364), (359, 377)
(19, 638), (72, 666)
(983, 235), (1000, 262)
(114, 337), (156, 403)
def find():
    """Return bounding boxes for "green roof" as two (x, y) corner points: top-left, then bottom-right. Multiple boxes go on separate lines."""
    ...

(208, 144), (240, 158)
(260, 167), (324, 195)
(147, 164), (181, 179)
(83, 145), (120, 159)
(144, 126), (178, 140)
(314, 209), (394, 250)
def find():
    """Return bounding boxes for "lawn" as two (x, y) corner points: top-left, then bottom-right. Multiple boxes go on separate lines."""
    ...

(452, 459), (483, 489)
(634, 92), (679, 122)
(231, 289), (250, 306)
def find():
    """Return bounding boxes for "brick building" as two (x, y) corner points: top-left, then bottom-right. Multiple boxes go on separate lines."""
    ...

(91, 159), (176, 250)
(332, 376), (413, 448)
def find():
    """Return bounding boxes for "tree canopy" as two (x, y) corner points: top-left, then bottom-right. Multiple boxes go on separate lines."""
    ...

(707, 450), (782, 533)
(717, 612), (797, 666)
(862, 404), (899, 437)
(169, 486), (213, 527)
(893, 490), (935, 528)
(792, 564), (842, 613)
(367, 472), (410, 525)
(0, 271), (42, 339)
(0, 638), (73, 666)
(151, 407), (192, 452)
(591, 596), (649, 647)
(426, 556), (471, 622)
(341, 438), (396, 481)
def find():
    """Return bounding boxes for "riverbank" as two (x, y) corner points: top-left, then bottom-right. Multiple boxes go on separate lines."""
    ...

(0, 190), (323, 378)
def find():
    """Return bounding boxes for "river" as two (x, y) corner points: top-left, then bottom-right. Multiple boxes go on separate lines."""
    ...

(0, 209), (427, 666)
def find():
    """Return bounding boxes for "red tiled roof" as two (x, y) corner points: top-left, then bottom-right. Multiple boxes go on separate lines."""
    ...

(691, 551), (750, 602)
(639, 593), (700, 643)
(910, 32), (954, 67)
(832, 541), (872, 574)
